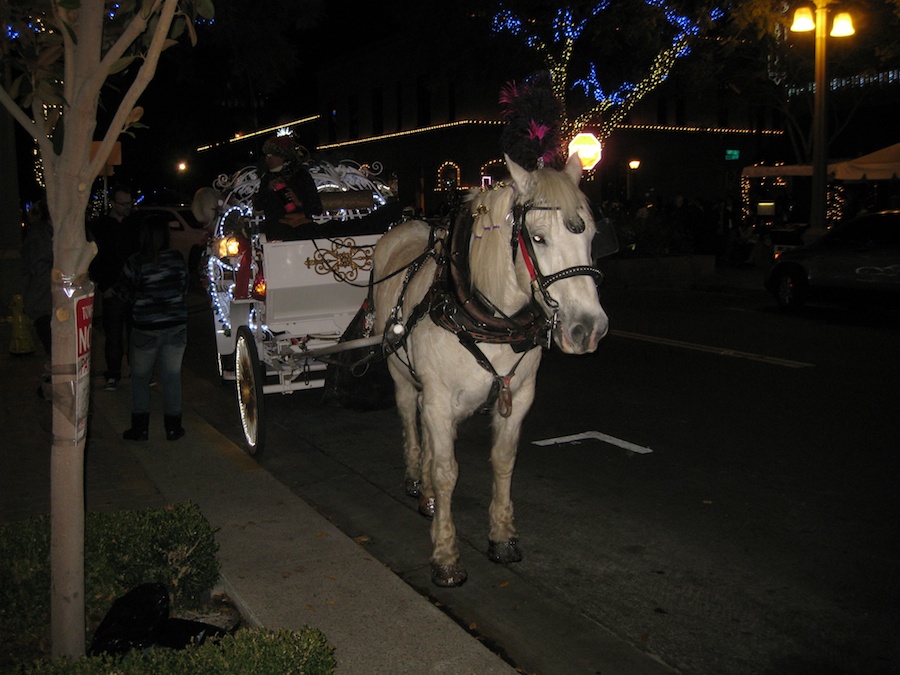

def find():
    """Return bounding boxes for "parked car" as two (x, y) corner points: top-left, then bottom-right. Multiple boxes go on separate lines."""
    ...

(765, 210), (900, 309)
(134, 204), (210, 275)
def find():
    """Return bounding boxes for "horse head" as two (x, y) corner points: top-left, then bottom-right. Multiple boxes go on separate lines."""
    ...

(495, 153), (609, 354)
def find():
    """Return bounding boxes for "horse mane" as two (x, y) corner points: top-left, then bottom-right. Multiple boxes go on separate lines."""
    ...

(466, 167), (591, 310)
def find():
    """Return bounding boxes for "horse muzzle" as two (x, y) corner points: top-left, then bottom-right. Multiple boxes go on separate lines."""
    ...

(555, 309), (609, 354)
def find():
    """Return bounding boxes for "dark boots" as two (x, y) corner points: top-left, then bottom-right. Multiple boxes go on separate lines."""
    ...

(122, 413), (150, 441)
(123, 413), (184, 441)
(164, 415), (185, 441)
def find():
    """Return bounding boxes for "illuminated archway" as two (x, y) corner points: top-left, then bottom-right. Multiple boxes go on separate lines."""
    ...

(437, 161), (461, 190)
(480, 158), (507, 187)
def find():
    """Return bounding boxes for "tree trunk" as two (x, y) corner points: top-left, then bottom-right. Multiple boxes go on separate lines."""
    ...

(48, 247), (94, 658)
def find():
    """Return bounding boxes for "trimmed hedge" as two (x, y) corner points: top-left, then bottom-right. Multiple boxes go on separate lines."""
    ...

(18, 628), (335, 675)
(0, 503), (336, 674)
(0, 503), (220, 670)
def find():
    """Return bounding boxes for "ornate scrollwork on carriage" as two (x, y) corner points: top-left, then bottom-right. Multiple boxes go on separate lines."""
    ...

(308, 160), (394, 223)
(304, 238), (374, 282)
(205, 159), (394, 337)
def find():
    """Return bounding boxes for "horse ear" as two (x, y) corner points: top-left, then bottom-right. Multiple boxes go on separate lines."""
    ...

(565, 152), (583, 186)
(505, 153), (533, 192)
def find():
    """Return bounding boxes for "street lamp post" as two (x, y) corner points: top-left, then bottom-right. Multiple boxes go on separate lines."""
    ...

(791, 1), (854, 232)
(626, 159), (641, 201)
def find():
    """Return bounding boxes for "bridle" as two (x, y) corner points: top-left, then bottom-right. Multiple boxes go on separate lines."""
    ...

(510, 200), (604, 321)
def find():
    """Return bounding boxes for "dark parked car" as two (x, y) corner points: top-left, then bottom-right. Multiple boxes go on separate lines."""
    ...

(765, 210), (900, 309)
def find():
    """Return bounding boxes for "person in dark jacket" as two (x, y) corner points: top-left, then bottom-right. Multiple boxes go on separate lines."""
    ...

(88, 185), (139, 390)
(253, 134), (322, 241)
(114, 214), (188, 441)
(21, 198), (54, 399)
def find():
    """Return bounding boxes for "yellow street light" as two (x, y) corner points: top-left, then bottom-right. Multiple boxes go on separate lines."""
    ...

(791, 1), (855, 231)
(830, 12), (855, 37)
(790, 7), (815, 31)
(626, 159), (641, 200)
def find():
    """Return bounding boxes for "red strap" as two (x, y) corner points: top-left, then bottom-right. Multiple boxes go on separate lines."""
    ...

(517, 230), (538, 281)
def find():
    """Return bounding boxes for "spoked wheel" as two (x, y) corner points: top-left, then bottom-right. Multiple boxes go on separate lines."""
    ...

(235, 326), (266, 456)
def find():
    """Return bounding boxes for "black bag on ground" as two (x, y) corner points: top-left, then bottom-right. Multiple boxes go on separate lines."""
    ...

(89, 582), (228, 656)
(88, 582), (169, 656)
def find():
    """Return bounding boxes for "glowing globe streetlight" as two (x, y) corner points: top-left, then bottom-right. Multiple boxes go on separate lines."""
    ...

(568, 133), (602, 170)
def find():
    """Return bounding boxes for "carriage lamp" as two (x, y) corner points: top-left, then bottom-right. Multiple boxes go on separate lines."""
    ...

(251, 275), (267, 300)
(218, 235), (244, 258)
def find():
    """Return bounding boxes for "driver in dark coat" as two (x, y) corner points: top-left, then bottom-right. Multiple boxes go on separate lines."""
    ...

(254, 135), (321, 241)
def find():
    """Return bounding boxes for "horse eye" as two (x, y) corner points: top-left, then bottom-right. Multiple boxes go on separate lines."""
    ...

(532, 234), (546, 244)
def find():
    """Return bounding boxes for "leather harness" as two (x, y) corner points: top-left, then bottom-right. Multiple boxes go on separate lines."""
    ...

(383, 196), (603, 417)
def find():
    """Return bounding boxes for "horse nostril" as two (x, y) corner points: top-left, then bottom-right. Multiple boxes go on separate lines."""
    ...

(569, 323), (587, 349)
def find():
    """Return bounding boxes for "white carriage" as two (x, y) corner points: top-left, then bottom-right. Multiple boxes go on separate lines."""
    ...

(206, 160), (401, 454)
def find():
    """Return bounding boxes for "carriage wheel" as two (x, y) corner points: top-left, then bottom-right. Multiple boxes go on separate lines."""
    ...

(235, 326), (266, 456)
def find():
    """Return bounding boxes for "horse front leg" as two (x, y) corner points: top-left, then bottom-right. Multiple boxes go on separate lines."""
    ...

(421, 405), (466, 587)
(487, 373), (537, 565)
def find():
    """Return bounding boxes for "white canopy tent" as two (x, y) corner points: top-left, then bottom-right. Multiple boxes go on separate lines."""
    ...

(828, 143), (900, 181)
(742, 143), (900, 181)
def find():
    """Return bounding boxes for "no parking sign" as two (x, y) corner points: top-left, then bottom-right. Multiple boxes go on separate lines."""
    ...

(74, 294), (94, 440)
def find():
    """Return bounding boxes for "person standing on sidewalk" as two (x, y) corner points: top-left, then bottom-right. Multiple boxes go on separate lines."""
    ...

(114, 214), (188, 441)
(21, 198), (54, 399)
(88, 185), (140, 390)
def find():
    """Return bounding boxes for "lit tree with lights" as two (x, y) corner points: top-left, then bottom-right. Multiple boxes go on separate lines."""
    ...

(0, 0), (213, 658)
(492, 1), (722, 142)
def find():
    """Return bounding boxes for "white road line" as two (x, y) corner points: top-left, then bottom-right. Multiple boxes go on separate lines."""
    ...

(532, 431), (654, 454)
(610, 329), (815, 368)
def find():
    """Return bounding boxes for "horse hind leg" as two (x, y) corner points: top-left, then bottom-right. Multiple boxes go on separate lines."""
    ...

(391, 369), (434, 516)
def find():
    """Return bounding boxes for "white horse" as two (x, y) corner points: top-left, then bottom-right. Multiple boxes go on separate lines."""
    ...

(374, 153), (609, 586)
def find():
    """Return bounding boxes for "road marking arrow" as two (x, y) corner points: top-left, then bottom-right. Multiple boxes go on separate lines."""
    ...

(532, 431), (653, 454)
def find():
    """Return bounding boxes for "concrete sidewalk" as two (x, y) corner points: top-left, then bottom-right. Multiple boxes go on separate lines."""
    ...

(1, 325), (518, 675)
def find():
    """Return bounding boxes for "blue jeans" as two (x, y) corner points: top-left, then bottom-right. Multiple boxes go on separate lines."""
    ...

(129, 324), (187, 416)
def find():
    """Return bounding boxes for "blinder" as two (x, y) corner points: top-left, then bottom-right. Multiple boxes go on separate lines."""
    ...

(511, 200), (604, 314)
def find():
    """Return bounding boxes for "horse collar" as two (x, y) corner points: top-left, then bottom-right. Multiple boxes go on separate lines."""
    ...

(428, 210), (551, 353)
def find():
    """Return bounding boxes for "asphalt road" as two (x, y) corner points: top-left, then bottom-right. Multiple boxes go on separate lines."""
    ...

(183, 283), (900, 675)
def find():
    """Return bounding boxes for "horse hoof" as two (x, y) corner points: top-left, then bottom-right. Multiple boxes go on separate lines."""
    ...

(405, 478), (421, 498)
(431, 563), (467, 587)
(418, 495), (435, 518)
(488, 539), (523, 564)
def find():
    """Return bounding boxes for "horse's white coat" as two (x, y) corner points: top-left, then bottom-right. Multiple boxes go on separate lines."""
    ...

(373, 155), (608, 585)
